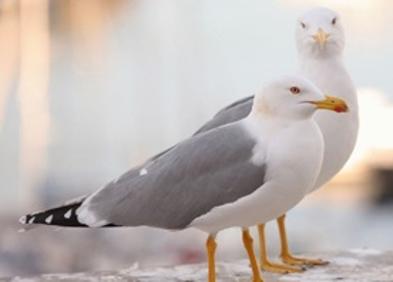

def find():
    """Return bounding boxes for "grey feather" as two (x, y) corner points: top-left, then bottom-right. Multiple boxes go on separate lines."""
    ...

(147, 95), (254, 163)
(83, 123), (266, 230)
(193, 96), (254, 135)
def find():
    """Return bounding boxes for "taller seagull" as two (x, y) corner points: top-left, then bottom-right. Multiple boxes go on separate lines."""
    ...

(160, 7), (358, 273)
(267, 7), (358, 271)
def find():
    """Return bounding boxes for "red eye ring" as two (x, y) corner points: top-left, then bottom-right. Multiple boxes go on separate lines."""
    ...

(290, 86), (301, 95)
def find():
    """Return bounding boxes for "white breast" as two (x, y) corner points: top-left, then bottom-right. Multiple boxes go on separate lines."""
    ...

(301, 58), (359, 192)
(190, 118), (324, 234)
(313, 108), (358, 188)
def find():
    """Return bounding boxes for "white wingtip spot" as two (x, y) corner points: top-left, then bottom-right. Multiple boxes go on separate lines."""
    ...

(139, 168), (148, 176)
(45, 215), (54, 224)
(19, 216), (27, 224)
(28, 216), (35, 224)
(64, 209), (72, 219)
(77, 206), (109, 227)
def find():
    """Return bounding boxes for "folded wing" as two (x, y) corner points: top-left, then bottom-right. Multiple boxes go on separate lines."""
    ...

(78, 123), (266, 229)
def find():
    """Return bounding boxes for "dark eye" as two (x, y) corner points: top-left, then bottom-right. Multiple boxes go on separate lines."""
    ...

(300, 22), (306, 29)
(332, 17), (337, 25)
(290, 86), (301, 95)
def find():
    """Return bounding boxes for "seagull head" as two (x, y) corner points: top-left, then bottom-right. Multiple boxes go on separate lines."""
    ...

(252, 75), (349, 119)
(296, 7), (345, 58)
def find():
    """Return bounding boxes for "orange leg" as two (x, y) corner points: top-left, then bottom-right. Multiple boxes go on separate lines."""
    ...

(206, 234), (217, 282)
(278, 214), (329, 266)
(242, 228), (264, 282)
(257, 224), (304, 273)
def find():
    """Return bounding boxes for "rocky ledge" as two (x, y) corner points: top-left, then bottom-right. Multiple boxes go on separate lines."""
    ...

(3, 249), (393, 282)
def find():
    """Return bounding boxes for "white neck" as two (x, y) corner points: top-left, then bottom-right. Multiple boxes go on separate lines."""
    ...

(298, 52), (358, 110)
(299, 53), (344, 75)
(246, 111), (311, 134)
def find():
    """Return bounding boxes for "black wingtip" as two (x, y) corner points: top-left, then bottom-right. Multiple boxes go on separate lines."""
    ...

(20, 200), (88, 228)
(19, 198), (120, 228)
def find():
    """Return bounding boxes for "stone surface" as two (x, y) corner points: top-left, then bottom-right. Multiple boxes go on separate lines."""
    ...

(2, 249), (393, 282)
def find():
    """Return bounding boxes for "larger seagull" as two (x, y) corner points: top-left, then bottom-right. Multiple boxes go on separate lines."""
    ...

(178, 7), (358, 273)
(20, 76), (348, 282)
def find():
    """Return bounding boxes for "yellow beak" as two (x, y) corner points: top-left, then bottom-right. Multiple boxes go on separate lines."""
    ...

(310, 95), (349, 113)
(312, 28), (329, 46)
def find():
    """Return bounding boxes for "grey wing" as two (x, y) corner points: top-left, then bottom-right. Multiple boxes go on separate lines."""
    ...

(81, 123), (266, 230)
(147, 95), (254, 163)
(193, 95), (254, 135)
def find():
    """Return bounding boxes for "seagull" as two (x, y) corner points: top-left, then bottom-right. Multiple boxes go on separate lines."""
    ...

(156, 7), (356, 273)
(19, 76), (348, 282)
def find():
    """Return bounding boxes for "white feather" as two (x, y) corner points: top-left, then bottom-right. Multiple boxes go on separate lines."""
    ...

(191, 115), (324, 233)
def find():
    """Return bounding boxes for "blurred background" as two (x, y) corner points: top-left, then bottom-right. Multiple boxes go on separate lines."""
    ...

(0, 0), (392, 278)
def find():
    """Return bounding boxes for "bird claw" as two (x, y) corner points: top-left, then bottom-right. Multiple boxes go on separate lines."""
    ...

(261, 260), (304, 274)
(281, 254), (329, 267)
